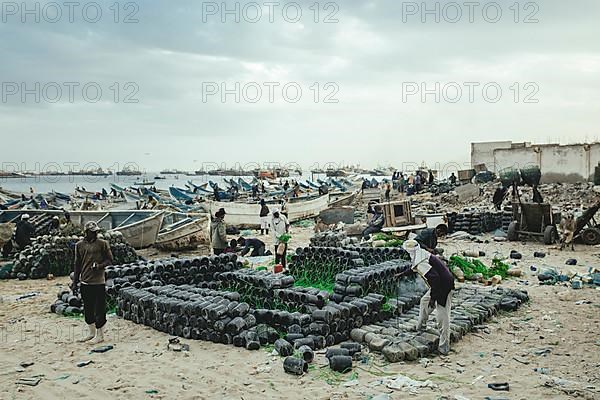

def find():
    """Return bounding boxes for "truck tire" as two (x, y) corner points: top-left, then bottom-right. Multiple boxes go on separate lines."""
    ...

(581, 227), (600, 245)
(507, 221), (519, 241)
(543, 225), (557, 245)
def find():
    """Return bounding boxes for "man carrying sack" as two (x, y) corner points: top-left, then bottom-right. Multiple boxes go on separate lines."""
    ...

(402, 239), (455, 355)
(72, 221), (113, 343)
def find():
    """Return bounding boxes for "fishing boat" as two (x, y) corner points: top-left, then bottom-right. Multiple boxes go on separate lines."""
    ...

(0, 209), (164, 249)
(237, 178), (253, 192)
(329, 190), (358, 208)
(155, 215), (210, 251)
(134, 180), (155, 186)
(169, 186), (196, 203)
(209, 194), (330, 228)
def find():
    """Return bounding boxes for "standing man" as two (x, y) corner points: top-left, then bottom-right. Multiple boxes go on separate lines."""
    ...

(259, 199), (270, 235)
(492, 184), (508, 210)
(211, 208), (227, 255)
(213, 183), (220, 201)
(271, 209), (290, 268)
(72, 222), (113, 343)
(385, 182), (391, 202)
(415, 173), (422, 193)
(15, 214), (35, 250)
(398, 173), (405, 193)
(402, 240), (455, 355)
(449, 173), (457, 185)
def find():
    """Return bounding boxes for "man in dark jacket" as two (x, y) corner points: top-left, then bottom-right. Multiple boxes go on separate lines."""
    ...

(362, 205), (385, 239)
(259, 199), (270, 235)
(403, 239), (455, 355)
(15, 214), (35, 249)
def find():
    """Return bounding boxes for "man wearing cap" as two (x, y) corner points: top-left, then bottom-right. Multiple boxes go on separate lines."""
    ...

(15, 214), (35, 249)
(211, 208), (228, 255)
(402, 239), (455, 355)
(73, 221), (113, 343)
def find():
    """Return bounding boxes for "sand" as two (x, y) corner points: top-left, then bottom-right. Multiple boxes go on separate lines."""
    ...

(1, 228), (599, 400)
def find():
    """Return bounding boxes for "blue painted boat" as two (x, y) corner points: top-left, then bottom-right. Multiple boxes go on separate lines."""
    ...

(305, 180), (320, 190)
(169, 187), (195, 203)
(329, 179), (347, 192)
(237, 178), (253, 192)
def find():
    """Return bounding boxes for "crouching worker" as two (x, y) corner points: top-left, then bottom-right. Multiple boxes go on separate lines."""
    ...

(402, 239), (455, 355)
(72, 222), (113, 343)
(238, 237), (267, 257)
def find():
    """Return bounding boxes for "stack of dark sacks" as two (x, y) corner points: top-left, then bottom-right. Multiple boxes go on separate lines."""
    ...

(350, 286), (529, 362)
(502, 205), (513, 231)
(289, 247), (365, 284)
(273, 287), (330, 313)
(219, 269), (294, 308)
(10, 233), (137, 280)
(449, 210), (503, 235)
(30, 214), (57, 236)
(271, 293), (389, 350)
(106, 254), (241, 298)
(332, 260), (424, 304)
(117, 285), (264, 349)
(343, 246), (408, 265)
(309, 231), (359, 247)
(446, 212), (458, 234)
(51, 289), (83, 315)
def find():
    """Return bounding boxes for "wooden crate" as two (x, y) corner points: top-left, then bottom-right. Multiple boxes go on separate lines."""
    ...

(375, 200), (413, 228)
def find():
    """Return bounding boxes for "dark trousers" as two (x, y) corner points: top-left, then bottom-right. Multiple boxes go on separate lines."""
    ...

(251, 245), (266, 257)
(80, 284), (107, 329)
(213, 248), (225, 255)
(275, 244), (288, 268)
(362, 226), (381, 240)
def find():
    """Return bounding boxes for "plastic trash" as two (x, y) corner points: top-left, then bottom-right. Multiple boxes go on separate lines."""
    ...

(487, 382), (510, 391)
(91, 345), (113, 353)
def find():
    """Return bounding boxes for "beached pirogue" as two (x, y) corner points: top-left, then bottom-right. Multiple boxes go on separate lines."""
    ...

(0, 209), (206, 249)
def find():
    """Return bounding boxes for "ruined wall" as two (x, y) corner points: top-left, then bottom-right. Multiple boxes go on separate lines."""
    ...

(471, 141), (512, 171)
(488, 143), (600, 183)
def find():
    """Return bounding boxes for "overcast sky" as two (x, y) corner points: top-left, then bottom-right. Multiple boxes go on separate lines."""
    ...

(1, 0), (599, 173)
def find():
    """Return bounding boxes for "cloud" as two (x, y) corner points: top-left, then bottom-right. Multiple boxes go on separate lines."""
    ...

(1, 0), (599, 171)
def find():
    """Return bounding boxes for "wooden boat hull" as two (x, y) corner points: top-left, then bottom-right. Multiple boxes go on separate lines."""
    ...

(155, 216), (210, 251)
(210, 194), (330, 228)
(0, 209), (164, 249)
(329, 191), (358, 208)
(112, 212), (164, 249)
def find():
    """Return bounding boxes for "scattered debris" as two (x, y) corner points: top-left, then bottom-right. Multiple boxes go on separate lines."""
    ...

(91, 345), (114, 354)
(16, 377), (42, 386)
(384, 375), (438, 394)
(487, 382), (510, 391)
(77, 360), (94, 367)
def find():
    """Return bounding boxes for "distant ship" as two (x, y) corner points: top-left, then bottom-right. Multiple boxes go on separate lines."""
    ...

(116, 166), (142, 176)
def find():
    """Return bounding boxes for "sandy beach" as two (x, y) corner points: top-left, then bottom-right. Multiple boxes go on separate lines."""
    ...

(2, 229), (599, 400)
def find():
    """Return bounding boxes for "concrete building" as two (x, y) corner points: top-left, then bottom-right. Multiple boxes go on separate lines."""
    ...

(471, 141), (600, 183)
